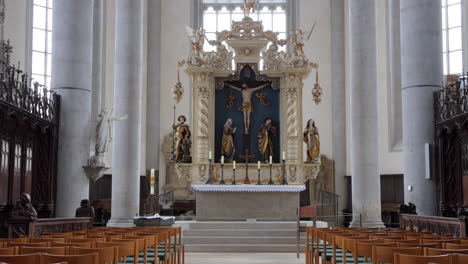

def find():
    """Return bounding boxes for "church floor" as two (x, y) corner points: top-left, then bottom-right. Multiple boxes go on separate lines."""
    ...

(185, 253), (304, 264)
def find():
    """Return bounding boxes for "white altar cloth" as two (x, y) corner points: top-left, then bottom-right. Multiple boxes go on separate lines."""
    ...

(191, 184), (305, 193)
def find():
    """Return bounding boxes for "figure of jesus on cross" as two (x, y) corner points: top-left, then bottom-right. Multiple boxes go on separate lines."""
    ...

(224, 81), (271, 135)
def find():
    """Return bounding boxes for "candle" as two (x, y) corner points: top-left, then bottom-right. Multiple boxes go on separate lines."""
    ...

(269, 156), (272, 164)
(258, 161), (261, 170)
(150, 168), (155, 195)
(221, 155), (224, 164)
(209, 151), (212, 160)
(282, 151), (286, 161)
(233, 160), (236, 169)
(316, 70), (319, 83)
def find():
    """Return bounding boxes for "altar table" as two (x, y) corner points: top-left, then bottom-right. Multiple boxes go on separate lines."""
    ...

(192, 185), (305, 221)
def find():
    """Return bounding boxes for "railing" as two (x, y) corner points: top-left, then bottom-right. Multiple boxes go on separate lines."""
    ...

(434, 75), (468, 125)
(8, 217), (92, 238)
(0, 41), (58, 124)
(400, 214), (468, 238)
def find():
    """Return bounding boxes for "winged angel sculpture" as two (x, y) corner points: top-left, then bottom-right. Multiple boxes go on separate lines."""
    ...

(243, 0), (260, 17)
(185, 26), (232, 69)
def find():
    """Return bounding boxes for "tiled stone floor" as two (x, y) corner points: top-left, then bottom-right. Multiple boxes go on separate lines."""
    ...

(185, 253), (304, 264)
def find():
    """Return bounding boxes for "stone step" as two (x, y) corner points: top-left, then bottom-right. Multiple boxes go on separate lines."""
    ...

(180, 221), (300, 230)
(183, 236), (305, 244)
(183, 229), (298, 237)
(184, 243), (305, 253)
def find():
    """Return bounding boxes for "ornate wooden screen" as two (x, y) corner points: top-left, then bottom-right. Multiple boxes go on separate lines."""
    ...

(0, 41), (60, 237)
(434, 76), (468, 217)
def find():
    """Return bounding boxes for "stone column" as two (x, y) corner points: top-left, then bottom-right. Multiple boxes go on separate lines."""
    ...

(108, 0), (143, 226)
(349, 0), (383, 227)
(280, 71), (304, 164)
(330, 0), (347, 211)
(400, 0), (442, 216)
(387, 0), (403, 151)
(191, 72), (211, 163)
(90, 0), (106, 153)
(52, 0), (94, 217)
(146, 0), (161, 171)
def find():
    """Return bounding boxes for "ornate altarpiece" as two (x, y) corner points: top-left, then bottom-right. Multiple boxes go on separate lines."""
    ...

(167, 17), (321, 196)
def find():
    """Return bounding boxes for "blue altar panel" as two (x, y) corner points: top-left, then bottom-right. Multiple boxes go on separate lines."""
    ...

(214, 80), (280, 164)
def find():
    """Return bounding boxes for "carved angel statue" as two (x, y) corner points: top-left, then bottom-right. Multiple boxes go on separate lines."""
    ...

(185, 26), (206, 53)
(89, 109), (127, 167)
(287, 27), (306, 53)
(244, 0), (260, 17)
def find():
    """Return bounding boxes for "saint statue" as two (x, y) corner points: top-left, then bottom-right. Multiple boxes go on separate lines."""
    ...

(185, 26), (206, 53)
(173, 115), (192, 163)
(287, 28), (305, 53)
(224, 81), (271, 134)
(258, 118), (276, 162)
(304, 119), (320, 163)
(90, 109), (127, 167)
(221, 118), (237, 162)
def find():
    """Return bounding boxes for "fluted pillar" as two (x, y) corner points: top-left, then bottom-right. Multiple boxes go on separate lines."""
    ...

(108, 0), (143, 227)
(52, 0), (94, 217)
(349, 0), (383, 227)
(401, 0), (442, 216)
(330, 0), (347, 211)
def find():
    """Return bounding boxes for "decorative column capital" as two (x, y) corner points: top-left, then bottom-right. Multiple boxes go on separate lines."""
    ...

(197, 86), (209, 97)
(286, 87), (297, 98)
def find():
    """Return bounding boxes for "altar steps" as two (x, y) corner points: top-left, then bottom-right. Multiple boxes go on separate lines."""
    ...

(177, 221), (326, 253)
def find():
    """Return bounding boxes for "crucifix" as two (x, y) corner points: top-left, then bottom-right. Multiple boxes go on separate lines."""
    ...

(239, 148), (255, 184)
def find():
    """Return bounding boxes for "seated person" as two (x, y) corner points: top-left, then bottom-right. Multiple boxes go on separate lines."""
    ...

(75, 199), (95, 218)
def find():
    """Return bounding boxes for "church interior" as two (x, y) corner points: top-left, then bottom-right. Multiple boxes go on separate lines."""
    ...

(1, 0), (468, 263)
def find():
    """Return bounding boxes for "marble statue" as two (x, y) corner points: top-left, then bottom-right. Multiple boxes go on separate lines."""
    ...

(185, 26), (206, 53)
(224, 81), (271, 134)
(221, 118), (237, 162)
(287, 27), (305, 53)
(89, 109), (127, 167)
(304, 119), (320, 163)
(173, 115), (192, 163)
(10, 193), (37, 220)
(258, 117), (276, 162)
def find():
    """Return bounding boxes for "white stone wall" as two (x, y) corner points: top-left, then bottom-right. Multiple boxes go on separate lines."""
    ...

(4, 0), (28, 70)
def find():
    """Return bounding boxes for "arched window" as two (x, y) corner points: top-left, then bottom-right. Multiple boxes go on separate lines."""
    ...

(31, 0), (52, 88)
(197, 0), (293, 52)
(442, 0), (463, 75)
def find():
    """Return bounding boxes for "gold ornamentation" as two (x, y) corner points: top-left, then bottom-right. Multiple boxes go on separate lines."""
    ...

(255, 92), (270, 106)
(172, 68), (184, 103)
(312, 71), (323, 104)
(225, 90), (235, 108)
